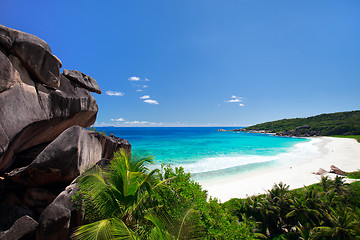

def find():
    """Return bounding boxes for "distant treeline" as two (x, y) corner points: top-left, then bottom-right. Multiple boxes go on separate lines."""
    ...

(245, 110), (360, 136)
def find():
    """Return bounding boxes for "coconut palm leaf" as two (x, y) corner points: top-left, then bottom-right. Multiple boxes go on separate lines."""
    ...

(77, 168), (123, 219)
(145, 213), (173, 240)
(74, 150), (176, 240)
(73, 218), (140, 240)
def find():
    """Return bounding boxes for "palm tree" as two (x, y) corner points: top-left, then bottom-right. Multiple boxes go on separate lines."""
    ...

(73, 149), (170, 240)
(310, 207), (360, 240)
(320, 176), (332, 193)
(333, 175), (349, 195)
(286, 193), (321, 228)
(253, 183), (291, 237)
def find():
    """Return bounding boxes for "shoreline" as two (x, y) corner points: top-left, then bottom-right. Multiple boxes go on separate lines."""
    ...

(198, 137), (360, 202)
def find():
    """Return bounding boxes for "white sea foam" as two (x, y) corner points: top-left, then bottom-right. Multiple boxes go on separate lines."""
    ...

(158, 138), (322, 175)
(175, 155), (278, 174)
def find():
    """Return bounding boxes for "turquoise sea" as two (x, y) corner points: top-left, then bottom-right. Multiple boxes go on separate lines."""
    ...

(96, 127), (309, 181)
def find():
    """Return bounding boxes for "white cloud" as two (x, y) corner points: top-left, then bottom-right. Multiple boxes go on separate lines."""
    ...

(106, 91), (124, 96)
(124, 121), (150, 124)
(111, 118), (125, 121)
(226, 99), (242, 103)
(136, 89), (143, 92)
(143, 85), (149, 88)
(140, 95), (150, 99)
(128, 76), (140, 81)
(225, 95), (245, 106)
(145, 78), (150, 81)
(144, 99), (159, 104)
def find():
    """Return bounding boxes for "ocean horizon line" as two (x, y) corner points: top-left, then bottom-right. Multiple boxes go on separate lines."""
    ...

(94, 126), (248, 128)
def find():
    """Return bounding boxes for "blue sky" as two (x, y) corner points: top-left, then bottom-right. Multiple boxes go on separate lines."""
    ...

(3, 1), (360, 127)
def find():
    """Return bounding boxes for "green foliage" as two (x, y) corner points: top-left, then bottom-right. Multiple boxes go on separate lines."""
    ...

(74, 154), (262, 239)
(245, 110), (360, 136)
(153, 165), (263, 239)
(74, 152), (360, 239)
(73, 150), (173, 240)
(224, 176), (360, 239)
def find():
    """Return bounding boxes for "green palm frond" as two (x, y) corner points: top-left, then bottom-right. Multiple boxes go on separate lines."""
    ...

(77, 168), (123, 218)
(145, 213), (173, 240)
(72, 219), (116, 240)
(110, 218), (140, 240)
(176, 208), (195, 240)
(73, 218), (141, 240)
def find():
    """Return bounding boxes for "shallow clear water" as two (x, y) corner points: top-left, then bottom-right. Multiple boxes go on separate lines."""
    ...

(96, 127), (308, 177)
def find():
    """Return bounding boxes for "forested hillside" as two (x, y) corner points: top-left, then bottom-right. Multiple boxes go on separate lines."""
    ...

(245, 110), (360, 136)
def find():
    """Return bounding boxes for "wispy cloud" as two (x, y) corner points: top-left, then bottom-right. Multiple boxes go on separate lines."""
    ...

(136, 89), (143, 92)
(145, 78), (150, 82)
(140, 95), (150, 99)
(143, 85), (149, 88)
(124, 121), (150, 124)
(144, 99), (159, 104)
(111, 118), (125, 121)
(128, 76), (140, 81)
(106, 91), (124, 96)
(226, 99), (242, 103)
(225, 95), (245, 106)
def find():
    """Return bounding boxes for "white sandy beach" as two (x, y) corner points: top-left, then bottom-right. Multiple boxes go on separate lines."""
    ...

(199, 137), (360, 202)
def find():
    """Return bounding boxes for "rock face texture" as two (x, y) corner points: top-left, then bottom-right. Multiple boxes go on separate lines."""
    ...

(0, 26), (99, 172)
(0, 25), (131, 239)
(8, 126), (103, 186)
(0, 215), (38, 240)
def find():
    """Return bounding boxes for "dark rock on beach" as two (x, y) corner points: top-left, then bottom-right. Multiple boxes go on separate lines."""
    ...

(330, 165), (346, 176)
(314, 168), (328, 175)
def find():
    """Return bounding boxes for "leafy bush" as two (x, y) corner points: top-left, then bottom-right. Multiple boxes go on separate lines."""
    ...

(347, 170), (360, 179)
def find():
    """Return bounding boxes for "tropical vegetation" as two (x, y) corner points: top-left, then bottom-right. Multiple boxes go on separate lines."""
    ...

(73, 150), (360, 239)
(245, 110), (360, 136)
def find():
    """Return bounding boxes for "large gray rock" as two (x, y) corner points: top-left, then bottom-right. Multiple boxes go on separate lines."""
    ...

(0, 215), (38, 240)
(0, 54), (99, 172)
(8, 126), (102, 186)
(89, 131), (131, 160)
(37, 181), (80, 240)
(0, 24), (61, 88)
(0, 24), (131, 240)
(11, 39), (62, 88)
(0, 24), (51, 52)
(63, 69), (101, 94)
